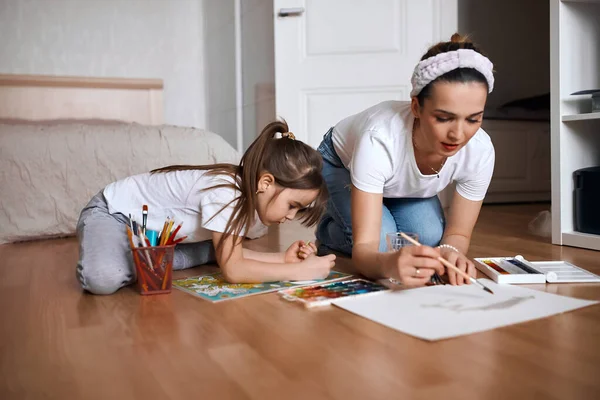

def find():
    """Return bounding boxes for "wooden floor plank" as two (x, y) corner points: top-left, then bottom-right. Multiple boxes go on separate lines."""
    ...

(0, 204), (599, 399)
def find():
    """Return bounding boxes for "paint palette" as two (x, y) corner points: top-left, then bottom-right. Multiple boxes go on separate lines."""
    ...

(529, 260), (600, 283)
(278, 279), (390, 308)
(475, 256), (546, 284)
(475, 256), (600, 285)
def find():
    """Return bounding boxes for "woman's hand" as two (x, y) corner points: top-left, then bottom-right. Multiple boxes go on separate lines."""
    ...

(284, 240), (318, 263)
(439, 247), (476, 285)
(384, 246), (444, 287)
(291, 253), (336, 280)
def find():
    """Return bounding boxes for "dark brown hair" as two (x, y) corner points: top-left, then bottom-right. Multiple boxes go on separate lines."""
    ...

(417, 33), (490, 106)
(151, 120), (328, 257)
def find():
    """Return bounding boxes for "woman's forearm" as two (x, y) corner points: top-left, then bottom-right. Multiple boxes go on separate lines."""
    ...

(441, 191), (482, 255)
(352, 243), (392, 279)
(440, 233), (470, 254)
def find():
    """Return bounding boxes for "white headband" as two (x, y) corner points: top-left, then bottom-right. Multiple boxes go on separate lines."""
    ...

(410, 49), (494, 97)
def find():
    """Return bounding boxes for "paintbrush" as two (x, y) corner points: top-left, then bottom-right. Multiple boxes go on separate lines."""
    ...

(142, 205), (148, 235)
(399, 232), (494, 295)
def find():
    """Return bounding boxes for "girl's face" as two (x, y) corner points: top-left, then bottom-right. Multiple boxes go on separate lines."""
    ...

(255, 177), (319, 226)
(411, 81), (488, 156)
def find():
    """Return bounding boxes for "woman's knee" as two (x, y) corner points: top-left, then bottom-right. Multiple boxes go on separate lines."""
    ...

(416, 221), (444, 247)
(398, 211), (444, 247)
(316, 214), (353, 256)
(416, 199), (445, 246)
(385, 197), (445, 247)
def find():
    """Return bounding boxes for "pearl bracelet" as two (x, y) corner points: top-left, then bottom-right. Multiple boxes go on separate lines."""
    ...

(437, 244), (460, 253)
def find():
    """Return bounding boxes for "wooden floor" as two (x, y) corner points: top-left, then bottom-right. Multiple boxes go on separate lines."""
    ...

(1, 204), (599, 400)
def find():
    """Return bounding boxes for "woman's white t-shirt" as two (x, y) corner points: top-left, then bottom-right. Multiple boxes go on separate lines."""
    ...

(331, 101), (495, 201)
(103, 170), (267, 243)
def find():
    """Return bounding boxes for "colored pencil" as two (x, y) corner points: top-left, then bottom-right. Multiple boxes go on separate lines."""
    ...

(166, 222), (183, 245)
(165, 219), (174, 242)
(172, 236), (188, 244)
(159, 217), (170, 246)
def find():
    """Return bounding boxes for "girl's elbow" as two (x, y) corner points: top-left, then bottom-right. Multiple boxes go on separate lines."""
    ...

(220, 265), (243, 283)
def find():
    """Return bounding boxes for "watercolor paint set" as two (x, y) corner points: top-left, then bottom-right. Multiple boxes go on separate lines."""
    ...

(474, 255), (600, 284)
(278, 278), (390, 308)
(474, 256), (545, 284)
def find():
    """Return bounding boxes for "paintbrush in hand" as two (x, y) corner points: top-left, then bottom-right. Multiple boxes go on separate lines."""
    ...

(399, 232), (494, 295)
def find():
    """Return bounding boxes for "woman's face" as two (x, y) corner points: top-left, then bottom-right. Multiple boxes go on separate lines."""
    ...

(411, 81), (488, 156)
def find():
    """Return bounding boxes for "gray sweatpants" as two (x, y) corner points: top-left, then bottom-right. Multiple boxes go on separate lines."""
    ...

(76, 191), (215, 295)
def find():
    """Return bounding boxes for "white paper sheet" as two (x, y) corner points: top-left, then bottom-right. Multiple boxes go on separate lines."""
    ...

(334, 279), (598, 341)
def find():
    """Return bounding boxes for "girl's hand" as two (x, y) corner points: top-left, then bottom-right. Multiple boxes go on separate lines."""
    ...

(385, 246), (444, 287)
(292, 253), (336, 280)
(439, 247), (476, 285)
(284, 240), (318, 263)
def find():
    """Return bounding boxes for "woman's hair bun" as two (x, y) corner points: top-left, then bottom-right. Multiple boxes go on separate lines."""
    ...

(450, 33), (470, 44)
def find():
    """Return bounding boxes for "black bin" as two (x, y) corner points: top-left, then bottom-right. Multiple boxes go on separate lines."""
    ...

(574, 166), (600, 235)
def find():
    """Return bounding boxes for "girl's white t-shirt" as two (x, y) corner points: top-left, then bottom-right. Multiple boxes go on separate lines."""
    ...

(103, 170), (267, 243)
(331, 101), (495, 201)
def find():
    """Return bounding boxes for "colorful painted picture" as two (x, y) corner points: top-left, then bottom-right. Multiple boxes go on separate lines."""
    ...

(173, 271), (352, 302)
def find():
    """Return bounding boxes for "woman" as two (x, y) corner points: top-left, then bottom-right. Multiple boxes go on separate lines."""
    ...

(316, 34), (495, 287)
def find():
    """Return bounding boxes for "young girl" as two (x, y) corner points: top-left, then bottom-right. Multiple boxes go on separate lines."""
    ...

(316, 34), (495, 287)
(76, 121), (336, 295)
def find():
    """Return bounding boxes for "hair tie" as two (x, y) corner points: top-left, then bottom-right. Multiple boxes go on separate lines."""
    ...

(410, 48), (494, 97)
(282, 132), (296, 140)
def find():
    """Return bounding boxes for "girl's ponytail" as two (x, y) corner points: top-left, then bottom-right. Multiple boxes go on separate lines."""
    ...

(239, 120), (290, 198)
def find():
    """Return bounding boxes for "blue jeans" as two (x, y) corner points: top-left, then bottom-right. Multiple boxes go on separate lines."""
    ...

(316, 129), (445, 256)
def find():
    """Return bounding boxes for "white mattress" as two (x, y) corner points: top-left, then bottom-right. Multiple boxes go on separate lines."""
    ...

(0, 121), (240, 244)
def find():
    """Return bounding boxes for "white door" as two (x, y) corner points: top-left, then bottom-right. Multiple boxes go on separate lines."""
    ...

(274, 0), (458, 148)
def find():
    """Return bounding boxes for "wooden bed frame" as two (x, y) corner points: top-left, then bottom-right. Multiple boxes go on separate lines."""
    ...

(0, 74), (164, 124)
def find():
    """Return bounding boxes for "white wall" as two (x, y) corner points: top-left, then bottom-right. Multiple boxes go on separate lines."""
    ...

(458, 0), (550, 109)
(0, 0), (206, 129)
(203, 0), (238, 147)
(203, 0), (275, 150)
(241, 0), (275, 149)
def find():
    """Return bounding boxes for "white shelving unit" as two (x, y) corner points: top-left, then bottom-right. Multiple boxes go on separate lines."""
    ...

(551, 0), (600, 251)
(562, 112), (600, 122)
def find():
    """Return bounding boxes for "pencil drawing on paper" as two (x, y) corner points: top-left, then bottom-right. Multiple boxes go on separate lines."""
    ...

(421, 295), (536, 313)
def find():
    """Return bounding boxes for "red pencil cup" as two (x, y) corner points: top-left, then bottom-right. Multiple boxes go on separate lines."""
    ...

(131, 245), (175, 295)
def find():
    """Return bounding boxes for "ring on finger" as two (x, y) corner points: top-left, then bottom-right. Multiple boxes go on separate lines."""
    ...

(414, 267), (421, 277)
